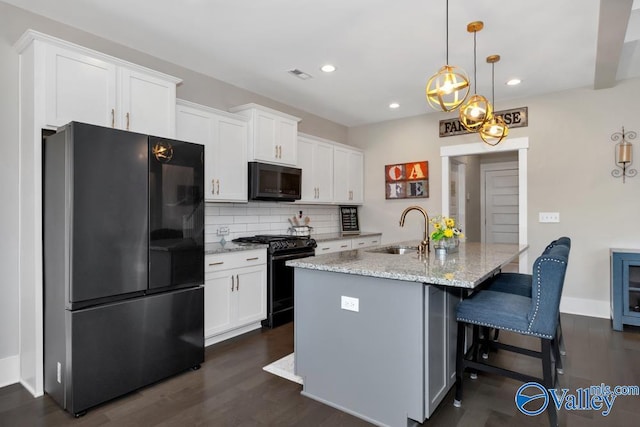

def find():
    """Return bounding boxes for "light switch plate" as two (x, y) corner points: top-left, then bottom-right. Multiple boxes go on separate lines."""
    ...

(539, 212), (560, 223)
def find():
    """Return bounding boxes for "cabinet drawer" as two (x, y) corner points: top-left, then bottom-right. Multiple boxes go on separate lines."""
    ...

(205, 249), (266, 273)
(352, 236), (381, 249)
(315, 239), (352, 255)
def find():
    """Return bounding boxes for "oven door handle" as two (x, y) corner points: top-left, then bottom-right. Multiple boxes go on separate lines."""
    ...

(271, 251), (315, 262)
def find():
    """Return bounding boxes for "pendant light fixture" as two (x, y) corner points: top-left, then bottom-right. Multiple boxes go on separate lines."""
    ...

(425, 0), (470, 112)
(459, 21), (492, 132)
(480, 55), (509, 146)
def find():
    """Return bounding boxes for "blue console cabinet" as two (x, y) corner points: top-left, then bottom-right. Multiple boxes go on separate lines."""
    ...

(611, 249), (640, 331)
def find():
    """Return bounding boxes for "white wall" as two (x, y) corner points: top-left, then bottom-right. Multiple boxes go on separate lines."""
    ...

(350, 78), (640, 318)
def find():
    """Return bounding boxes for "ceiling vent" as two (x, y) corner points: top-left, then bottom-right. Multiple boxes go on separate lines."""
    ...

(288, 69), (313, 80)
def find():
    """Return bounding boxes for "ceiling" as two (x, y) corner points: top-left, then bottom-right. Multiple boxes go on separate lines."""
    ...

(5, 0), (640, 127)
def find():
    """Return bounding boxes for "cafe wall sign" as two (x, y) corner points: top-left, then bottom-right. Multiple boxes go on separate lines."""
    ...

(439, 106), (528, 137)
(385, 161), (428, 199)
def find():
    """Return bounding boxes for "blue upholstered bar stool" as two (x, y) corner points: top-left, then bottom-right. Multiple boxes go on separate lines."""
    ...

(484, 237), (571, 358)
(454, 244), (569, 427)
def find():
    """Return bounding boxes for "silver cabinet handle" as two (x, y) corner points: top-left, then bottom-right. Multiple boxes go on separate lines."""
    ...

(236, 274), (239, 291)
(340, 244), (348, 248)
(211, 179), (215, 195)
(358, 242), (365, 246)
(111, 108), (115, 128)
(231, 275), (234, 291)
(209, 261), (224, 266)
(321, 247), (330, 251)
(246, 257), (259, 261)
(216, 179), (220, 195)
(275, 145), (279, 158)
(278, 145), (282, 158)
(126, 112), (130, 130)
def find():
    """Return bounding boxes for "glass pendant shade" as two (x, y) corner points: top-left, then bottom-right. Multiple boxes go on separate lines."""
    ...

(426, 65), (470, 112)
(480, 115), (509, 145)
(459, 94), (492, 131)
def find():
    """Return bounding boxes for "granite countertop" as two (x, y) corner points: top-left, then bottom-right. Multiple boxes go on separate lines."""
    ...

(287, 241), (528, 289)
(205, 241), (267, 255)
(312, 231), (382, 242)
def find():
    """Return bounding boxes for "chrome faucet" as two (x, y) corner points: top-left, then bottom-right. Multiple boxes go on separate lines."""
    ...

(399, 206), (430, 255)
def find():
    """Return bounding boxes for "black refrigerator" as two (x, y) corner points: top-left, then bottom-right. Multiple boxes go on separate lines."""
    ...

(43, 122), (205, 416)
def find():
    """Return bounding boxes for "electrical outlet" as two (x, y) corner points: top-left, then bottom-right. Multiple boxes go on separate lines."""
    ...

(217, 226), (229, 236)
(341, 296), (359, 312)
(539, 212), (560, 223)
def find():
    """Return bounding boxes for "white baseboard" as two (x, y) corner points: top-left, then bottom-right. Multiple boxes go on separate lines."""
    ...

(560, 296), (610, 319)
(205, 322), (262, 347)
(0, 355), (19, 389)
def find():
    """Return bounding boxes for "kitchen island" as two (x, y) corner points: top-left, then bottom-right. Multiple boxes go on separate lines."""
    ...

(288, 241), (527, 427)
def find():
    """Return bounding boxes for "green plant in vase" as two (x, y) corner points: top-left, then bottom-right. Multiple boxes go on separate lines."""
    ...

(430, 215), (464, 252)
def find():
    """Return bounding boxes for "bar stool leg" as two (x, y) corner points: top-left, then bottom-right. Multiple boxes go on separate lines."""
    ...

(542, 339), (558, 427)
(454, 321), (466, 408)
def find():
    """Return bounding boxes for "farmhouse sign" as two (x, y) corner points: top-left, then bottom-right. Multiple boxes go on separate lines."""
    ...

(439, 106), (528, 137)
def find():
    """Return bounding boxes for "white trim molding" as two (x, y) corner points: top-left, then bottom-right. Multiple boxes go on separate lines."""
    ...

(0, 355), (20, 389)
(560, 296), (610, 319)
(441, 137), (529, 272)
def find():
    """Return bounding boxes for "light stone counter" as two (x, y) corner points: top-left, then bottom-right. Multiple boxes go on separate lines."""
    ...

(205, 241), (267, 255)
(288, 240), (528, 288)
(311, 231), (382, 242)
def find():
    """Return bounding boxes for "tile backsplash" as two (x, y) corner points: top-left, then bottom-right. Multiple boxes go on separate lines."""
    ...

(205, 202), (341, 243)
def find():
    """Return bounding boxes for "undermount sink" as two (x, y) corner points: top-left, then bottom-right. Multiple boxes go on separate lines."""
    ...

(366, 245), (419, 255)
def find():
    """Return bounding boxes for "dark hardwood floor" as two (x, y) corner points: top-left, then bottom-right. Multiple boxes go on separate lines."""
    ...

(1, 314), (640, 426)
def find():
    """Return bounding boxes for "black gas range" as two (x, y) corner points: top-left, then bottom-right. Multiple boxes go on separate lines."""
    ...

(233, 235), (316, 328)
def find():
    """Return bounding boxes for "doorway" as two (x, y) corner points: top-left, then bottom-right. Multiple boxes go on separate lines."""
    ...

(440, 137), (529, 273)
(481, 162), (519, 244)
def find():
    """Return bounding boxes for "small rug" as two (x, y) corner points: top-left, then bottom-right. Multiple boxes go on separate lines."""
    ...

(262, 353), (303, 384)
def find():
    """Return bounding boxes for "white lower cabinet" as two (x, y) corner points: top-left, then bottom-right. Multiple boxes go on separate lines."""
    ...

(315, 235), (381, 255)
(204, 250), (266, 345)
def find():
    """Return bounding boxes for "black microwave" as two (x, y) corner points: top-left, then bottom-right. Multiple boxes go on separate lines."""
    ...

(248, 162), (302, 201)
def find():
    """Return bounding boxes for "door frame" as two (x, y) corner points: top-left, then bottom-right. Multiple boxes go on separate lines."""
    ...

(480, 161), (518, 244)
(448, 160), (466, 238)
(440, 137), (529, 272)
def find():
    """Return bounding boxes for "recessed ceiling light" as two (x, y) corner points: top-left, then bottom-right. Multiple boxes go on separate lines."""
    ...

(320, 64), (336, 73)
(389, 102), (400, 109)
(506, 78), (522, 86)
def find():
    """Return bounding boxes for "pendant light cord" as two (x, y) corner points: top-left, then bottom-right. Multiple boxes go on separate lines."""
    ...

(491, 62), (495, 104)
(445, 0), (449, 64)
(473, 30), (477, 94)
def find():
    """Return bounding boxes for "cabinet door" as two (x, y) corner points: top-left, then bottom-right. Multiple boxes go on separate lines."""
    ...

(333, 147), (350, 203)
(426, 285), (448, 416)
(235, 265), (267, 326)
(176, 104), (217, 200)
(278, 118), (298, 165)
(215, 117), (248, 202)
(315, 141), (334, 202)
(297, 138), (316, 201)
(204, 273), (234, 338)
(45, 45), (116, 128)
(254, 110), (278, 161)
(348, 150), (364, 203)
(120, 68), (176, 137)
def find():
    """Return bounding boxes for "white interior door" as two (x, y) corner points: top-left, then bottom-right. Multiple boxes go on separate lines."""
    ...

(483, 167), (519, 244)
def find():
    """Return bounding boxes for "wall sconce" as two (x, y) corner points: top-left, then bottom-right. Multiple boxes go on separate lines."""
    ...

(611, 126), (636, 183)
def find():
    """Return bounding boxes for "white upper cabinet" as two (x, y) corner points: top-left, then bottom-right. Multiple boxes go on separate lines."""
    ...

(37, 31), (180, 138)
(230, 103), (300, 167)
(334, 146), (364, 204)
(45, 45), (117, 128)
(176, 100), (248, 202)
(297, 133), (334, 203)
(119, 68), (177, 137)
